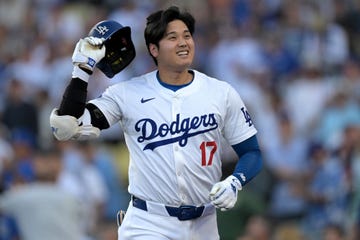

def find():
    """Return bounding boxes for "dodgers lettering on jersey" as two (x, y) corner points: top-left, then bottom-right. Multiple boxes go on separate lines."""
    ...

(135, 113), (218, 150)
(89, 70), (257, 205)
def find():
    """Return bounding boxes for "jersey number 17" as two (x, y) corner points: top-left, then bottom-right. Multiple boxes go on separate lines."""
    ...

(200, 141), (217, 166)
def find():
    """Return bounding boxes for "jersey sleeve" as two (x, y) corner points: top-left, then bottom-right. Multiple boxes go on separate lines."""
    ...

(223, 85), (257, 145)
(88, 84), (124, 127)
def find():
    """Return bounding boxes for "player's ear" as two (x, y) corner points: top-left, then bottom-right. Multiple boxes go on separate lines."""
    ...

(149, 43), (159, 58)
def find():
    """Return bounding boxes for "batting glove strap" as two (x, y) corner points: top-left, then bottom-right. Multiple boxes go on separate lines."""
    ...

(72, 66), (91, 82)
(209, 175), (242, 211)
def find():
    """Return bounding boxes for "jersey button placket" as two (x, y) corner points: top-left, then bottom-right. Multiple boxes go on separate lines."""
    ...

(172, 95), (181, 113)
(173, 139), (186, 202)
(172, 95), (186, 203)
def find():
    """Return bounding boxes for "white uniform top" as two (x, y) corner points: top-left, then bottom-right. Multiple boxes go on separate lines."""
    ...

(89, 70), (257, 206)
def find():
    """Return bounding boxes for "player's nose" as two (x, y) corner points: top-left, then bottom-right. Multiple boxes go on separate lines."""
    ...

(178, 37), (187, 47)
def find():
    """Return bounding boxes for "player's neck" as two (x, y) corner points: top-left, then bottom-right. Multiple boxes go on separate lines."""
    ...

(157, 69), (193, 86)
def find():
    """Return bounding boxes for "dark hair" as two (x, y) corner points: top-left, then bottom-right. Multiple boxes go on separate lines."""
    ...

(144, 6), (195, 65)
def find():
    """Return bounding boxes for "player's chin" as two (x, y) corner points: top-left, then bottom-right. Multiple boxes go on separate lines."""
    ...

(176, 58), (193, 68)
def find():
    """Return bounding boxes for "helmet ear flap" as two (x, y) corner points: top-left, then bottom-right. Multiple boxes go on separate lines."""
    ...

(88, 20), (136, 78)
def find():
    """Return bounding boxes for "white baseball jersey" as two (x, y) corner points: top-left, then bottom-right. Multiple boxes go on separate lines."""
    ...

(89, 69), (257, 206)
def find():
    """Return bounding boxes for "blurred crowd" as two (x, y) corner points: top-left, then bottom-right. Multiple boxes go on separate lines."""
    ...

(0, 0), (360, 239)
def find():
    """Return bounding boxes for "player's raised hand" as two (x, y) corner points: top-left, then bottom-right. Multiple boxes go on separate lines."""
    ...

(209, 175), (242, 211)
(72, 36), (106, 75)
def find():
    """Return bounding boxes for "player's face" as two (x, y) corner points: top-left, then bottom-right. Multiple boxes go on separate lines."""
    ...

(152, 20), (195, 72)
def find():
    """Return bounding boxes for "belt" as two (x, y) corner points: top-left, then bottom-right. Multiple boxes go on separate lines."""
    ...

(131, 195), (215, 221)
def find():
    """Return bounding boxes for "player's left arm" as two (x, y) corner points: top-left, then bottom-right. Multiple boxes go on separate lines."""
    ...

(209, 85), (262, 211)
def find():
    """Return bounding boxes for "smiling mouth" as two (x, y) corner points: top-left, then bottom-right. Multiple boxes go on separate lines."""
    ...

(177, 50), (189, 56)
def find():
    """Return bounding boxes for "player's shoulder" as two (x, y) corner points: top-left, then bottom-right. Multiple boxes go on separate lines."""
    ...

(193, 70), (234, 89)
(109, 70), (156, 90)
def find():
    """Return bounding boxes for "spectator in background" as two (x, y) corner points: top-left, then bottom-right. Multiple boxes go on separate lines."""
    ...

(261, 28), (299, 85)
(350, 206), (360, 240)
(279, 0), (305, 62)
(301, 142), (348, 240)
(0, 148), (86, 240)
(282, 64), (335, 136)
(1, 79), (38, 146)
(57, 141), (110, 238)
(335, 0), (360, 60)
(314, 91), (360, 150)
(3, 129), (36, 187)
(0, 124), (13, 190)
(272, 223), (305, 240)
(266, 112), (309, 225)
(236, 214), (271, 240)
(76, 141), (110, 230)
(322, 223), (345, 240)
(299, 3), (349, 74)
(336, 125), (360, 240)
(91, 142), (130, 220)
(339, 58), (360, 102)
(34, 89), (55, 150)
(0, 212), (20, 240)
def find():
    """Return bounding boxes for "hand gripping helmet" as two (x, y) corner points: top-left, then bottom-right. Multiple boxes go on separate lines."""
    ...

(88, 20), (136, 78)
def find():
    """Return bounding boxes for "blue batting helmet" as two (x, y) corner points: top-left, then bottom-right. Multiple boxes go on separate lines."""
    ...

(88, 20), (136, 78)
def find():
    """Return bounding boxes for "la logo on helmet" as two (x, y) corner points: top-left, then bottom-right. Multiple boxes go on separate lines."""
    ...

(95, 25), (109, 35)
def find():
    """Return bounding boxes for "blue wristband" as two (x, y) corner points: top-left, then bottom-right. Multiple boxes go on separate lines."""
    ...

(231, 135), (263, 186)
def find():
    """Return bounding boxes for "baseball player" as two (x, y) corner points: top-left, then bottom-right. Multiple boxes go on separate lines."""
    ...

(50, 5), (262, 240)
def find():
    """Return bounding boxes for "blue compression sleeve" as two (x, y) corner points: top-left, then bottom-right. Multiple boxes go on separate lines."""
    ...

(231, 135), (262, 186)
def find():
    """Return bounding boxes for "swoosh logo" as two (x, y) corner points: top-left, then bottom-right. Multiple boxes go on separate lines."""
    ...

(141, 97), (155, 103)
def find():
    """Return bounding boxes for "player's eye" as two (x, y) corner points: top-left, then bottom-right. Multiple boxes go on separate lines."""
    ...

(184, 34), (191, 39)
